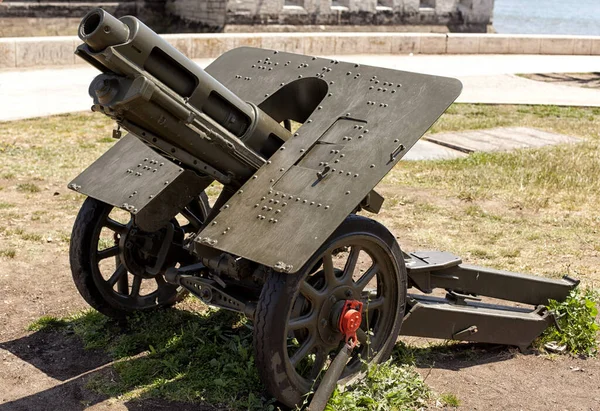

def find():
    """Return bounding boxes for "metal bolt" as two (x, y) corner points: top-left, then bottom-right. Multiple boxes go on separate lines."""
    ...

(345, 290), (353, 297)
(320, 319), (328, 327)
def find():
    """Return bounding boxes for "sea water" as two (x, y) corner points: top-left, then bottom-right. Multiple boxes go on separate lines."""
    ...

(494, 0), (600, 36)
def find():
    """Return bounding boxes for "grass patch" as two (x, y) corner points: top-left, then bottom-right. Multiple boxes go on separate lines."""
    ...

(0, 248), (16, 258)
(0, 202), (14, 209)
(28, 315), (69, 331)
(17, 183), (41, 193)
(438, 393), (461, 407)
(538, 288), (599, 356)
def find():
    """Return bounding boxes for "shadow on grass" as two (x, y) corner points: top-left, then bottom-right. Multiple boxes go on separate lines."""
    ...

(0, 308), (275, 411)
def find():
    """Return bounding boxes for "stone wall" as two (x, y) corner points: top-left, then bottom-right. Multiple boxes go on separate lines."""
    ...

(225, 0), (494, 32)
(0, 0), (494, 36)
(166, 0), (228, 30)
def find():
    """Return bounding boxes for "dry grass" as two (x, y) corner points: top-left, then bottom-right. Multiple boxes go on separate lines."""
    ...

(0, 113), (113, 256)
(377, 104), (600, 286)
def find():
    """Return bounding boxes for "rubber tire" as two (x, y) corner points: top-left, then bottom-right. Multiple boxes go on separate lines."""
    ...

(253, 214), (408, 408)
(70, 195), (209, 319)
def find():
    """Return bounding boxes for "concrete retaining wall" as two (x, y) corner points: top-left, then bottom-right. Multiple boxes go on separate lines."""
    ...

(1, 32), (600, 69)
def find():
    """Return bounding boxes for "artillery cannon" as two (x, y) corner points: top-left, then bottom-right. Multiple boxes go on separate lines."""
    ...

(68, 9), (578, 408)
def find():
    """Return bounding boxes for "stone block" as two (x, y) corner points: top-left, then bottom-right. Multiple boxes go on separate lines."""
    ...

(304, 34), (337, 57)
(573, 38), (592, 55)
(507, 36), (541, 54)
(540, 37), (575, 55)
(16, 36), (76, 67)
(592, 38), (600, 56)
(164, 35), (194, 58)
(391, 34), (420, 54)
(446, 34), (480, 54)
(261, 34), (305, 54)
(478, 35), (510, 54)
(419, 34), (447, 54)
(234, 34), (263, 49)
(191, 35), (237, 58)
(335, 35), (392, 55)
(0, 39), (16, 69)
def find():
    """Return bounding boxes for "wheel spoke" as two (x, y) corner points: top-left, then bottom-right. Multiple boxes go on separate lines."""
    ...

(97, 245), (119, 261)
(354, 263), (379, 292)
(180, 207), (203, 229)
(342, 246), (361, 284)
(288, 313), (316, 331)
(322, 251), (336, 286)
(300, 281), (321, 303)
(104, 218), (127, 234)
(364, 296), (384, 311)
(290, 336), (316, 367)
(130, 276), (142, 298)
(117, 271), (129, 294)
(107, 264), (127, 287)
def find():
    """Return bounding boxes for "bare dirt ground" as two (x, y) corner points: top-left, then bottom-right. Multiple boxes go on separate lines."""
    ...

(1, 107), (599, 410)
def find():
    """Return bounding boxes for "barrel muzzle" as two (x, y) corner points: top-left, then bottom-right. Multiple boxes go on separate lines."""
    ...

(79, 8), (130, 52)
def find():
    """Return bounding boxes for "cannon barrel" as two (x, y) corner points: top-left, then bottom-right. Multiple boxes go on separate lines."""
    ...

(76, 9), (290, 187)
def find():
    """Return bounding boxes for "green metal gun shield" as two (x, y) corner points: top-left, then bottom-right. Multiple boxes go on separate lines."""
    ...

(197, 47), (462, 273)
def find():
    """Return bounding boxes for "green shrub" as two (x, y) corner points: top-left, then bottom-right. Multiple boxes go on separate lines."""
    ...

(539, 288), (599, 356)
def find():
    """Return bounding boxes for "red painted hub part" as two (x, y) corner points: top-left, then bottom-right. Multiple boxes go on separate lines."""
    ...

(338, 300), (363, 347)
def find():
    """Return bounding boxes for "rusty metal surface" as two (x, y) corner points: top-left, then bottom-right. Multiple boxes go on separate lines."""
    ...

(197, 47), (462, 272)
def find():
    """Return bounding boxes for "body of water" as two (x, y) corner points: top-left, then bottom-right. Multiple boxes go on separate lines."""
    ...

(493, 0), (600, 36)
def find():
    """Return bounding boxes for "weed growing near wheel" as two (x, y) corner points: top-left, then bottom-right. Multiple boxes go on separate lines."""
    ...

(325, 358), (429, 410)
(538, 288), (599, 356)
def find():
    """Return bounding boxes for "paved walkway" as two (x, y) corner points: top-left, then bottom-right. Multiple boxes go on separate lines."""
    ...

(404, 127), (581, 161)
(1, 54), (599, 122)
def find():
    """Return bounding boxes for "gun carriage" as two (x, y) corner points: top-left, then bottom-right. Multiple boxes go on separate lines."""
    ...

(68, 9), (578, 408)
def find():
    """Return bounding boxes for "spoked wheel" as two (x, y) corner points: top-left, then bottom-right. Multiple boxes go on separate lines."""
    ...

(254, 215), (407, 408)
(70, 194), (210, 319)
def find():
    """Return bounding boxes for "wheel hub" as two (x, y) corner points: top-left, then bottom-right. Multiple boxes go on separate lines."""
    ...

(315, 284), (360, 346)
(337, 300), (363, 347)
(119, 222), (183, 278)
